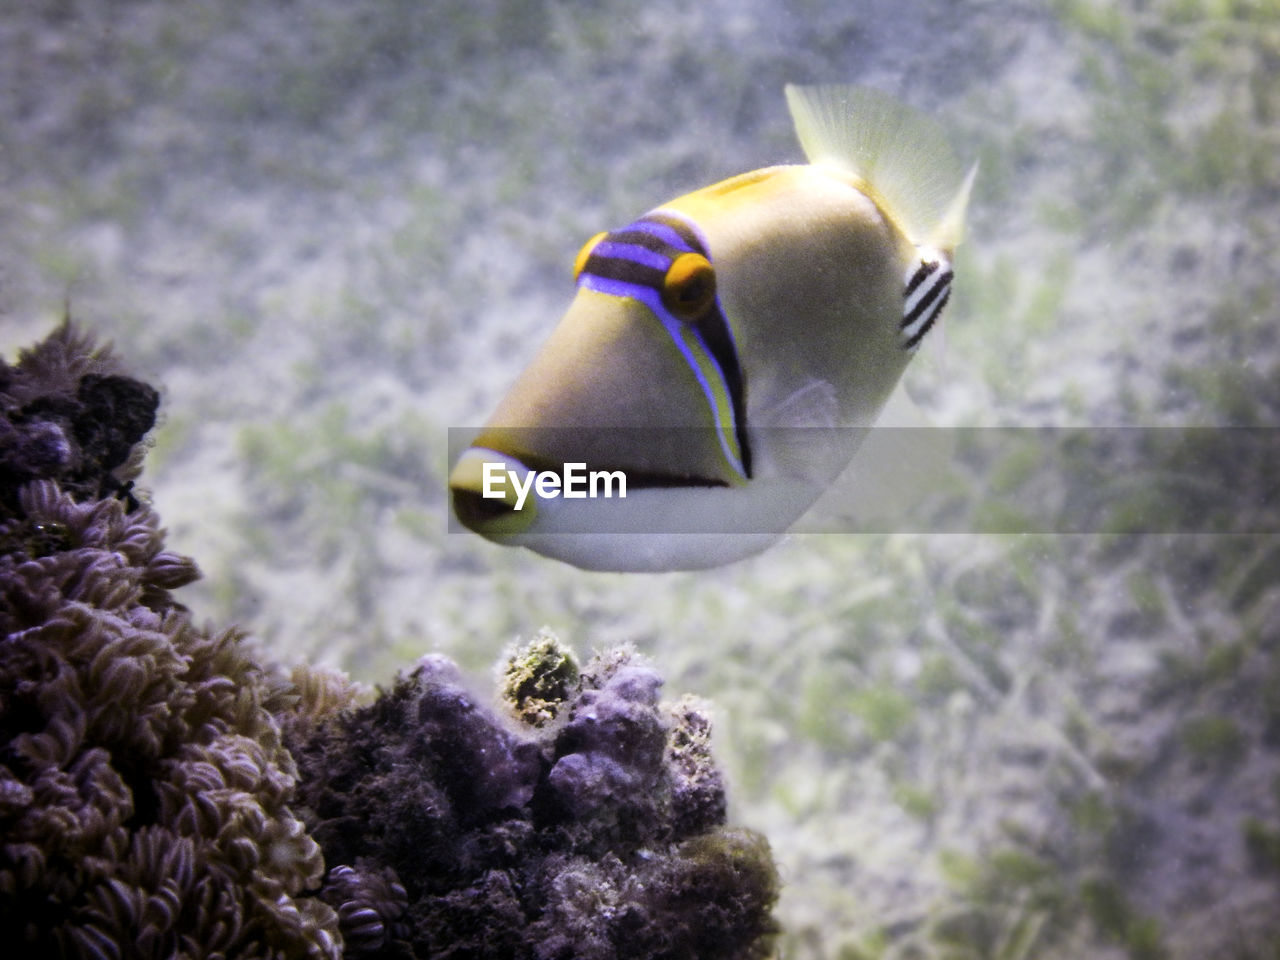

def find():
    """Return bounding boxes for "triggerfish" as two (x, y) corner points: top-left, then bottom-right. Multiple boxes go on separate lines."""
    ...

(449, 84), (976, 571)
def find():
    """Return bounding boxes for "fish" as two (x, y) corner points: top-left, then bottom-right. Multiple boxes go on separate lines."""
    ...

(449, 84), (976, 572)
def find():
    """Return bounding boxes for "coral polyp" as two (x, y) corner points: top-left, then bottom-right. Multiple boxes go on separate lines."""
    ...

(1, 325), (340, 958)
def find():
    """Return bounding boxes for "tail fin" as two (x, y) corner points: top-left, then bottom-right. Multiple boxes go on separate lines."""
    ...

(784, 84), (976, 253)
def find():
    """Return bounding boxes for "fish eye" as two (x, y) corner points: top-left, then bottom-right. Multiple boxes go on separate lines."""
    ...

(662, 252), (716, 320)
(572, 232), (608, 282)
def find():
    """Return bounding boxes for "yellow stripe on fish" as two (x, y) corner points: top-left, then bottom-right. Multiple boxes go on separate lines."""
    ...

(450, 85), (976, 572)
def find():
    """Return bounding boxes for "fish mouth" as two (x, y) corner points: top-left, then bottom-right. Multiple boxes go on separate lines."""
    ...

(448, 448), (539, 536)
(451, 484), (534, 534)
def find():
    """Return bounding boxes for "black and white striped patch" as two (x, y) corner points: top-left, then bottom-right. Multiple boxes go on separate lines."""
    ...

(901, 254), (953, 352)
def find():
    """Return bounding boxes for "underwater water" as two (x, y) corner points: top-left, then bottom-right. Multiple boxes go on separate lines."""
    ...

(2, 1), (1279, 957)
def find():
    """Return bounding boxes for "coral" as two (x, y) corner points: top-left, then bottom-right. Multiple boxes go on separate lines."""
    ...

(0, 323), (158, 521)
(0, 324), (340, 959)
(318, 863), (410, 957)
(2, 323), (779, 959)
(287, 634), (780, 960)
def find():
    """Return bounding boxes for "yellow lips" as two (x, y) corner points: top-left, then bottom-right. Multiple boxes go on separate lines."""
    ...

(449, 447), (538, 536)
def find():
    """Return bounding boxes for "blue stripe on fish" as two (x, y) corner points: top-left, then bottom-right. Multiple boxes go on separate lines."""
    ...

(593, 240), (672, 272)
(620, 218), (700, 252)
(577, 212), (751, 480)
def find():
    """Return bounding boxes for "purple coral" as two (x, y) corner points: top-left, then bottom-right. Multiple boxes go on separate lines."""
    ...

(1, 325), (340, 959)
(288, 638), (780, 960)
(544, 661), (669, 827)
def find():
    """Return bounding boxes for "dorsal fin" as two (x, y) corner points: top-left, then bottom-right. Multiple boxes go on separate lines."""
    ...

(784, 84), (976, 253)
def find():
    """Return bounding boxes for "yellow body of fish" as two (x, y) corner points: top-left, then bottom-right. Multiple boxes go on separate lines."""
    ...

(450, 85), (975, 571)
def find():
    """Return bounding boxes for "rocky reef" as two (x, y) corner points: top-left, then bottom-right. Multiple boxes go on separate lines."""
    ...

(0, 324), (779, 959)
(287, 635), (777, 960)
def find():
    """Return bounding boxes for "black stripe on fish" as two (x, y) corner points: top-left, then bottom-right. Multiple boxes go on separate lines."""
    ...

(607, 232), (665, 254)
(902, 270), (950, 329)
(904, 260), (935, 298)
(903, 287), (950, 351)
(583, 252), (667, 289)
(643, 213), (710, 257)
(642, 215), (751, 477)
(582, 213), (751, 477)
(901, 258), (953, 351)
(581, 213), (706, 286)
(689, 292), (752, 477)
